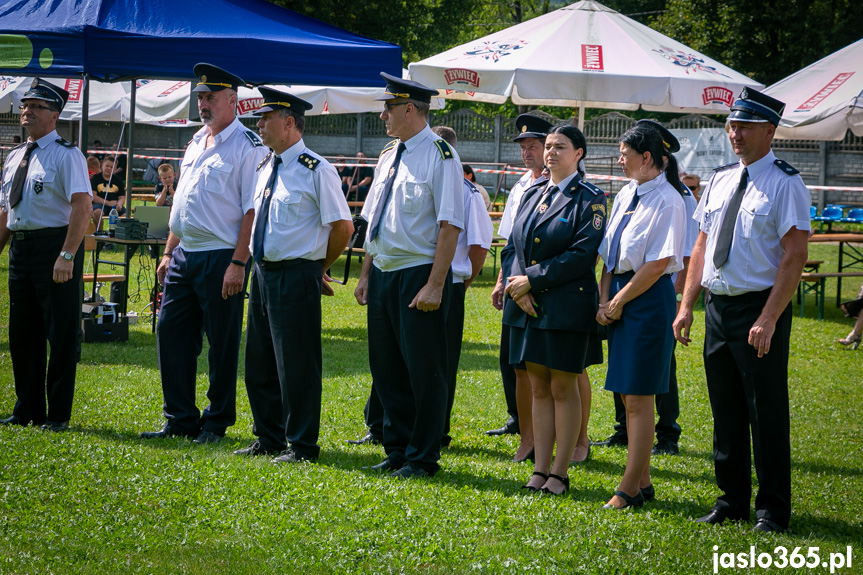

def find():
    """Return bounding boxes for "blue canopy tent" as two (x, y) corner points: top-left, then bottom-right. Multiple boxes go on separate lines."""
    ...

(0, 0), (401, 195)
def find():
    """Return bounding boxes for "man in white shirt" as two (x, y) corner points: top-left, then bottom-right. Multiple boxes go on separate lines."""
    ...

(141, 64), (268, 444)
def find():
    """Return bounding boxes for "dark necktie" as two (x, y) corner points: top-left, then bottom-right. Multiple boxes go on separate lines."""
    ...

(607, 191), (640, 273)
(713, 168), (749, 269)
(8, 141), (38, 209)
(368, 142), (406, 242)
(524, 185), (559, 236)
(252, 155), (282, 264)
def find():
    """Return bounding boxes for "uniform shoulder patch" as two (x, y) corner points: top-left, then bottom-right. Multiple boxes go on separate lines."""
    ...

(257, 151), (272, 172)
(243, 129), (263, 147)
(464, 179), (480, 194)
(298, 153), (320, 170)
(55, 137), (75, 148)
(773, 159), (799, 175)
(434, 139), (455, 160)
(714, 162), (737, 173)
(379, 139), (398, 157)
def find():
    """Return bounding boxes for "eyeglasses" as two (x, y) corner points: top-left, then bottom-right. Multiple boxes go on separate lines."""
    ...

(384, 102), (409, 112)
(19, 103), (56, 112)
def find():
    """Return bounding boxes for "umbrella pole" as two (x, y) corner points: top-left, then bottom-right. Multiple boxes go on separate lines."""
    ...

(578, 103), (585, 131)
(125, 81), (137, 215)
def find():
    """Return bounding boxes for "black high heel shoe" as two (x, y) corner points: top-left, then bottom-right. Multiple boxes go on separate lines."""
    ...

(602, 489), (645, 509)
(521, 471), (548, 492)
(640, 484), (655, 502)
(513, 447), (535, 463)
(540, 473), (570, 495)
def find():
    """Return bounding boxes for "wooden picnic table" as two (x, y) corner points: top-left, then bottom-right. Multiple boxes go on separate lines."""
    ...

(808, 233), (863, 307)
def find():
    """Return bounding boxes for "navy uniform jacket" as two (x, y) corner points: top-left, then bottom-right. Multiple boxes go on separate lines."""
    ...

(501, 174), (606, 333)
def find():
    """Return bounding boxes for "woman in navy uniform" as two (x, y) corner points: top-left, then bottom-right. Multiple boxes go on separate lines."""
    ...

(501, 125), (606, 495)
(597, 121), (687, 509)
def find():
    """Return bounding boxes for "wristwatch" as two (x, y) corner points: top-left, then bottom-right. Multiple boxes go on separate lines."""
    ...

(59, 251), (74, 261)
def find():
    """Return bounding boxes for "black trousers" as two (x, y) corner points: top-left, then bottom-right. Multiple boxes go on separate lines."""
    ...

(8, 229), (83, 424)
(367, 264), (451, 472)
(244, 260), (323, 458)
(704, 290), (792, 528)
(497, 322), (519, 424)
(156, 248), (247, 435)
(611, 342), (681, 442)
(442, 282), (466, 442)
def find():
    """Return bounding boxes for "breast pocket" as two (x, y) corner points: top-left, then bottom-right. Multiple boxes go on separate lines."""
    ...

(30, 169), (56, 205)
(203, 161), (233, 194)
(739, 192), (772, 238)
(400, 178), (428, 215)
(272, 192), (301, 226)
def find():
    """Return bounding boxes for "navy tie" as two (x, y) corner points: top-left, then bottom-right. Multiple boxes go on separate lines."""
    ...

(369, 142), (406, 242)
(713, 168), (749, 269)
(252, 155), (282, 264)
(607, 191), (640, 273)
(8, 141), (38, 209)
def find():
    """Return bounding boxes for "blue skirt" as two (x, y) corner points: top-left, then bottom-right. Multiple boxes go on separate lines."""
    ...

(604, 272), (674, 395)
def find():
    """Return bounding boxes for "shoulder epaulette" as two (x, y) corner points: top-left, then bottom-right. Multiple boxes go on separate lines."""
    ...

(464, 178), (479, 194)
(578, 180), (603, 196)
(434, 139), (455, 161)
(298, 153), (320, 171)
(55, 138), (75, 148)
(714, 162), (737, 173)
(380, 139), (398, 157)
(243, 129), (263, 147)
(681, 186), (692, 196)
(773, 159), (799, 175)
(257, 151), (272, 172)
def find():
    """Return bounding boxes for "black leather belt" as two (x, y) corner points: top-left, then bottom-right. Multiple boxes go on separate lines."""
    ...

(11, 226), (67, 240)
(258, 258), (308, 271)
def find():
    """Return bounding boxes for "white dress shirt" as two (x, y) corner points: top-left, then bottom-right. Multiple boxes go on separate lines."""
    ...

(250, 139), (351, 262)
(169, 118), (268, 252)
(452, 179), (493, 283)
(694, 150), (811, 296)
(599, 171), (687, 275)
(498, 169), (543, 240)
(1, 130), (90, 230)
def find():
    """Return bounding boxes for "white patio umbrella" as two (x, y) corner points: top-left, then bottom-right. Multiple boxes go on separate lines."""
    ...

(0, 76), (127, 121)
(765, 38), (863, 141)
(409, 0), (763, 127)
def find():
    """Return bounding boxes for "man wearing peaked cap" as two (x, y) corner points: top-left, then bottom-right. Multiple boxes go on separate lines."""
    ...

(674, 87), (810, 533)
(354, 72), (464, 478)
(486, 113), (550, 458)
(233, 87), (353, 463)
(0, 79), (91, 432)
(142, 63), (269, 445)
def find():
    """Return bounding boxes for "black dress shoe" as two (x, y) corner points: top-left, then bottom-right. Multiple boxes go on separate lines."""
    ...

(485, 419), (519, 436)
(193, 430), (224, 445)
(652, 438), (680, 455)
(366, 457), (402, 471)
(753, 518), (784, 533)
(696, 508), (746, 525)
(346, 432), (382, 446)
(590, 433), (628, 447)
(140, 423), (198, 440)
(602, 489), (644, 509)
(271, 448), (317, 464)
(390, 463), (432, 479)
(232, 440), (281, 456)
(0, 415), (31, 426)
(40, 421), (69, 432)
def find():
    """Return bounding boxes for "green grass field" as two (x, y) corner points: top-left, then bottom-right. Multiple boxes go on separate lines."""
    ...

(0, 241), (861, 574)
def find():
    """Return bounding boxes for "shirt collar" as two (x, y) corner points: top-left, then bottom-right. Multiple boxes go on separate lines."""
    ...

(195, 117), (242, 144)
(402, 124), (434, 152)
(634, 171), (667, 197)
(276, 138), (306, 164)
(31, 130), (59, 149)
(742, 149), (776, 180)
(550, 171), (579, 191)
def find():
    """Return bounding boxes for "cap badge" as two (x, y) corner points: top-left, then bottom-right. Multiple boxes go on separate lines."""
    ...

(521, 125), (528, 132)
(201, 75), (208, 83)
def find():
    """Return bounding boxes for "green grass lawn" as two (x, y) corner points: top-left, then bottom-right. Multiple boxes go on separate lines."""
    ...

(0, 242), (861, 574)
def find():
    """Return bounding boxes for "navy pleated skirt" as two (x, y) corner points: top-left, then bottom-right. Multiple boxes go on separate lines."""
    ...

(604, 272), (674, 395)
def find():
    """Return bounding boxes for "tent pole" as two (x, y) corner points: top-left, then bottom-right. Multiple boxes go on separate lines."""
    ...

(125, 81), (136, 214)
(80, 76), (89, 154)
(578, 103), (585, 131)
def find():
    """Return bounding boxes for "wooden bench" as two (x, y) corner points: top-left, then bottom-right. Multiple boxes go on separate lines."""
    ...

(83, 224), (126, 290)
(799, 271), (863, 319)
